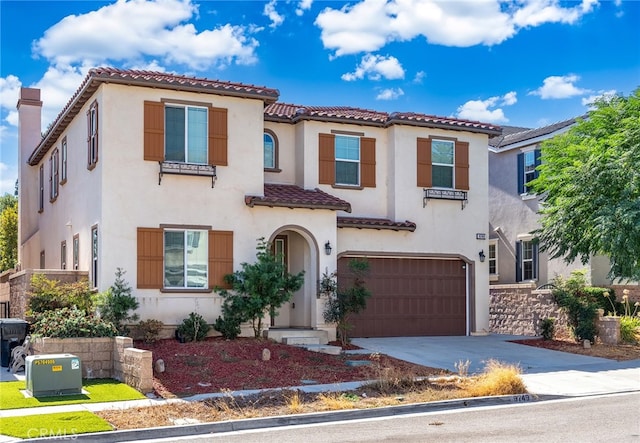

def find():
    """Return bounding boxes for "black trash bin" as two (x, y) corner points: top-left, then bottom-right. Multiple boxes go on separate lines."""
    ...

(0, 319), (29, 367)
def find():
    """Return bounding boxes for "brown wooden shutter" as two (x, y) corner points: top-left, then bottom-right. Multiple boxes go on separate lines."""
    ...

(318, 133), (335, 185)
(417, 137), (432, 188)
(137, 227), (163, 289)
(360, 137), (376, 188)
(455, 140), (469, 190)
(144, 101), (165, 162)
(209, 230), (233, 289)
(209, 107), (228, 166)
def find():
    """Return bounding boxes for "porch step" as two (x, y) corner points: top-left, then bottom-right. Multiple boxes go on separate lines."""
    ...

(301, 344), (342, 355)
(282, 337), (321, 345)
(266, 329), (329, 345)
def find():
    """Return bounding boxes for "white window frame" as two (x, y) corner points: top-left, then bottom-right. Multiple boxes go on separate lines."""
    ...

(521, 240), (535, 281)
(523, 150), (537, 195)
(488, 239), (499, 282)
(87, 101), (98, 169)
(264, 130), (277, 170)
(164, 104), (208, 165)
(61, 240), (67, 270)
(61, 137), (68, 184)
(335, 135), (360, 186)
(73, 234), (79, 270)
(431, 138), (455, 189)
(91, 225), (98, 288)
(38, 165), (44, 213)
(163, 229), (209, 289)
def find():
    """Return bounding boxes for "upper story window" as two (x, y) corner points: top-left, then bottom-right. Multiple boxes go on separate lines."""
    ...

(517, 149), (541, 195)
(144, 101), (228, 167)
(38, 165), (44, 213)
(417, 137), (469, 191)
(61, 137), (68, 184)
(335, 135), (360, 186)
(49, 148), (59, 202)
(87, 101), (99, 170)
(165, 105), (208, 164)
(264, 130), (279, 170)
(318, 132), (376, 188)
(431, 139), (454, 188)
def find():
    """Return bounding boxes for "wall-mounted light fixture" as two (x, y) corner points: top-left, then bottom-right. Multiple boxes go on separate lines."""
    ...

(324, 241), (332, 255)
(479, 250), (486, 263)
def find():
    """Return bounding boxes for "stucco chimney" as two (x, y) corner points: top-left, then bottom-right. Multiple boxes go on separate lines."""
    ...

(17, 87), (43, 268)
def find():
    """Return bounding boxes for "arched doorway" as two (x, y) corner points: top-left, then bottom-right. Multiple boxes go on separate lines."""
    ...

(269, 227), (318, 329)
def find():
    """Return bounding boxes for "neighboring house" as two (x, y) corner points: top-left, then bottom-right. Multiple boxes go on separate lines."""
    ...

(17, 67), (500, 339)
(488, 117), (612, 286)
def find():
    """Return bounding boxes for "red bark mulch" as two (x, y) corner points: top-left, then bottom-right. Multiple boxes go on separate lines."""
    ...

(136, 337), (443, 398)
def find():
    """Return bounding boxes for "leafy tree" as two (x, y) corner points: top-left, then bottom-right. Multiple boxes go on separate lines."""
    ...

(531, 88), (640, 281)
(95, 268), (140, 335)
(216, 238), (304, 338)
(323, 258), (371, 346)
(0, 196), (17, 271)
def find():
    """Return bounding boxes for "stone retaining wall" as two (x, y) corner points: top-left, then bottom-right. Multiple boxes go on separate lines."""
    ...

(8, 270), (89, 318)
(32, 336), (153, 393)
(490, 283), (570, 337)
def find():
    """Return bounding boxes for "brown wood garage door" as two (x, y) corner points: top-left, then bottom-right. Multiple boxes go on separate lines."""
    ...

(339, 257), (467, 337)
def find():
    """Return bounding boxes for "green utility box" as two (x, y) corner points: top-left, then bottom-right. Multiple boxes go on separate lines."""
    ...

(25, 354), (82, 397)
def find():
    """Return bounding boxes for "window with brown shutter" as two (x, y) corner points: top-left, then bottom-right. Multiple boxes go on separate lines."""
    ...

(360, 137), (376, 188)
(318, 132), (376, 188)
(144, 101), (165, 162)
(209, 107), (228, 166)
(417, 137), (432, 187)
(454, 141), (469, 190)
(209, 230), (233, 289)
(137, 227), (163, 289)
(318, 133), (335, 184)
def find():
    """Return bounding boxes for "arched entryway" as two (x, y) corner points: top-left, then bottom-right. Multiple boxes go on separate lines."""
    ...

(269, 227), (319, 329)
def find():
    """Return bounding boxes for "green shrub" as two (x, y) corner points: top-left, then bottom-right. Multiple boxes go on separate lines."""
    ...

(620, 315), (640, 344)
(583, 287), (622, 316)
(31, 307), (117, 338)
(28, 274), (95, 315)
(552, 271), (598, 343)
(176, 312), (210, 342)
(136, 319), (164, 343)
(94, 268), (139, 335)
(540, 317), (555, 340)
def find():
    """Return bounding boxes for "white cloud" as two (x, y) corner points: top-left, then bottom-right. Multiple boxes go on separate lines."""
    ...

(0, 75), (22, 113)
(376, 87), (404, 100)
(315, 0), (596, 57)
(530, 75), (590, 99)
(32, 0), (259, 70)
(264, 0), (285, 28)
(342, 54), (405, 81)
(455, 92), (517, 123)
(296, 0), (313, 16)
(413, 71), (426, 84)
(501, 91), (517, 106)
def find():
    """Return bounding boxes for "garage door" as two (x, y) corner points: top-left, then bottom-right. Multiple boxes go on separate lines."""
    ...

(338, 257), (467, 337)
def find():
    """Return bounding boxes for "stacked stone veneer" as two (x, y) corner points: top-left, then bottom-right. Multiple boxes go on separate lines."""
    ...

(490, 283), (570, 336)
(32, 336), (153, 393)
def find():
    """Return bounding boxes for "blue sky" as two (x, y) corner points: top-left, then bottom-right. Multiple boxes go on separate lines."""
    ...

(1, 0), (639, 195)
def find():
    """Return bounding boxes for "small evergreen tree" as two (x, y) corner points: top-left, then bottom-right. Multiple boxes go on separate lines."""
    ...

(96, 268), (139, 335)
(323, 258), (371, 346)
(216, 238), (304, 338)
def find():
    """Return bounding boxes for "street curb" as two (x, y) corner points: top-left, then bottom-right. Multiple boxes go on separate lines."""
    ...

(22, 393), (542, 442)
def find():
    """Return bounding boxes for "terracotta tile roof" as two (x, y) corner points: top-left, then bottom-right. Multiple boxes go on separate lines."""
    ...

(265, 103), (501, 136)
(489, 116), (583, 149)
(28, 67), (279, 165)
(337, 216), (416, 232)
(245, 184), (351, 212)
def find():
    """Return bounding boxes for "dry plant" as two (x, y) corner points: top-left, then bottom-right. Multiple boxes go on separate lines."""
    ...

(461, 360), (527, 397)
(317, 392), (358, 410)
(454, 359), (471, 376)
(286, 390), (304, 413)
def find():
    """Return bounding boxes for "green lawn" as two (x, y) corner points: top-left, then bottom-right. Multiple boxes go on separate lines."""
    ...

(0, 378), (146, 410)
(0, 411), (113, 439)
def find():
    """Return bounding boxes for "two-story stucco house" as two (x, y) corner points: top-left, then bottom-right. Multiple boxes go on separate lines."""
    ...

(487, 117), (612, 287)
(17, 67), (500, 340)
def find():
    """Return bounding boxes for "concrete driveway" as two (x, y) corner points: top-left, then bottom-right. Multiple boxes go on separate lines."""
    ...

(352, 334), (640, 396)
